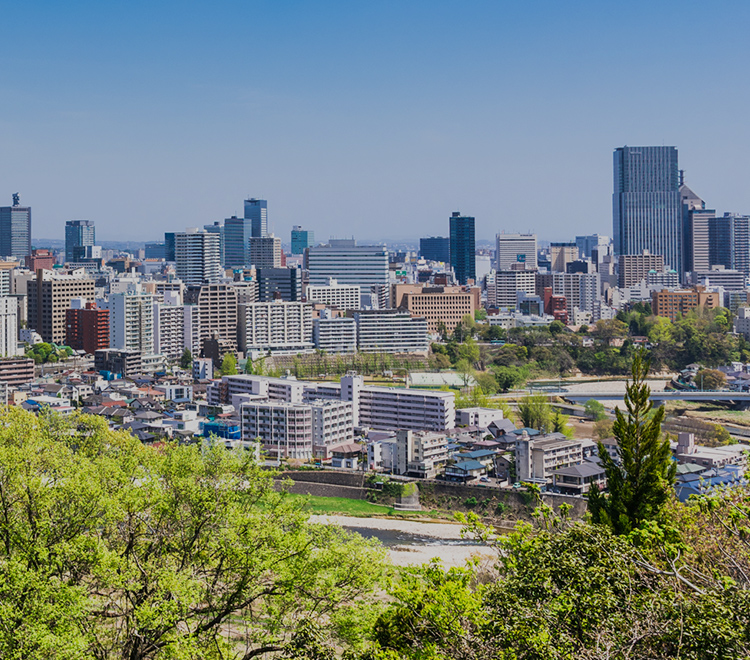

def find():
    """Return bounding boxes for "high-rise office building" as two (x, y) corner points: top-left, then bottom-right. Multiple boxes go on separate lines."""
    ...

(449, 212), (475, 285)
(164, 232), (176, 261)
(174, 229), (222, 286)
(710, 213), (750, 275)
(244, 198), (268, 238)
(613, 146), (682, 273)
(257, 267), (303, 302)
(0, 296), (21, 358)
(291, 226), (314, 255)
(0, 194), (31, 260)
(249, 236), (281, 269)
(549, 242), (578, 273)
(223, 216), (252, 267)
(680, 178), (708, 276)
(575, 234), (610, 261)
(419, 236), (450, 263)
(496, 233), (537, 271)
(65, 220), (95, 263)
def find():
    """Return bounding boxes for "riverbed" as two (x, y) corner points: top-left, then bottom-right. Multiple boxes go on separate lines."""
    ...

(310, 514), (497, 567)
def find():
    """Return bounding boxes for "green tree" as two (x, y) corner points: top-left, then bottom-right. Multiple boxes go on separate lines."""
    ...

(457, 337), (480, 365)
(548, 319), (565, 335)
(550, 408), (574, 438)
(584, 398), (607, 421)
(695, 368), (727, 391)
(179, 347), (192, 369)
(474, 371), (498, 395)
(594, 417), (614, 439)
(0, 408), (386, 659)
(220, 352), (238, 375)
(517, 394), (551, 432)
(492, 365), (525, 392)
(588, 350), (677, 534)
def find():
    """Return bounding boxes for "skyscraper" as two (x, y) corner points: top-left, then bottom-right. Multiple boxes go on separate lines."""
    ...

(174, 229), (222, 286)
(449, 212), (475, 285)
(244, 198), (268, 238)
(613, 146), (682, 273)
(0, 194), (31, 260)
(223, 216), (252, 267)
(291, 226), (314, 255)
(65, 220), (95, 262)
(496, 233), (537, 271)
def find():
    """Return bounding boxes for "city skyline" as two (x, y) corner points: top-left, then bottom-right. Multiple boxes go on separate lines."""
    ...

(3, 2), (750, 242)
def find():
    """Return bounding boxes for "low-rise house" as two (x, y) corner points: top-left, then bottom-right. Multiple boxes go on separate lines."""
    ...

(444, 459), (486, 482)
(331, 442), (363, 470)
(552, 460), (606, 496)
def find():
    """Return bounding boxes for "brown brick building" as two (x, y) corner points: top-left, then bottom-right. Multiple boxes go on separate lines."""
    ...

(651, 286), (721, 322)
(66, 302), (110, 354)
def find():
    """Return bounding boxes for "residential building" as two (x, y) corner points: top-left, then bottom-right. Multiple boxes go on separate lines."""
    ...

(613, 145), (682, 275)
(496, 233), (537, 271)
(694, 266), (747, 291)
(307, 278), (361, 309)
(27, 269), (95, 344)
(735, 307), (750, 340)
(108, 292), (155, 354)
(652, 286), (721, 321)
(174, 229), (222, 286)
(646, 269), (679, 288)
(515, 430), (584, 483)
(419, 236), (450, 263)
(257, 267), (303, 302)
(306, 240), (389, 307)
(549, 242), (578, 273)
(291, 226), (314, 255)
(354, 309), (428, 353)
(552, 462), (607, 496)
(486, 270), (536, 310)
(681, 180), (709, 276)
(0, 357), (34, 385)
(618, 251), (665, 288)
(0, 195), (31, 260)
(65, 220), (95, 263)
(395, 429), (450, 478)
(244, 198), (268, 238)
(94, 349), (142, 377)
(313, 313), (357, 354)
(537, 272), (599, 318)
(203, 220), (225, 267)
(238, 301), (313, 355)
(249, 236), (281, 269)
(65, 300), (109, 354)
(449, 212), (475, 284)
(456, 407), (506, 428)
(153, 298), (186, 361)
(0, 297), (20, 357)
(191, 284), (238, 355)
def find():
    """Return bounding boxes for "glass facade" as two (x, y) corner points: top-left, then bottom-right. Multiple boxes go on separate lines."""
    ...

(0, 204), (31, 260)
(449, 213), (475, 285)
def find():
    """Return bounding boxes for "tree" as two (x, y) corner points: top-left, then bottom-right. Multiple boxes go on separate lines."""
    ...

(695, 368), (726, 391)
(457, 337), (480, 365)
(594, 417), (614, 439)
(584, 398), (607, 421)
(220, 352), (238, 375)
(492, 365), (525, 392)
(517, 394), (551, 432)
(549, 319), (565, 335)
(550, 408), (574, 438)
(179, 347), (193, 369)
(474, 371), (499, 395)
(0, 408), (386, 659)
(588, 350), (677, 535)
(454, 358), (475, 388)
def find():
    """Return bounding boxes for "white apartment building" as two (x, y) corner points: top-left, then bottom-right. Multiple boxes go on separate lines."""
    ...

(515, 431), (584, 483)
(496, 233), (538, 271)
(238, 301), (314, 355)
(0, 296), (20, 357)
(153, 298), (186, 361)
(306, 278), (361, 310)
(108, 291), (155, 354)
(354, 309), (428, 354)
(211, 373), (456, 432)
(175, 229), (222, 286)
(313, 314), (357, 354)
(486, 270), (536, 309)
(395, 429), (450, 478)
(550, 272), (600, 317)
(183, 305), (202, 354)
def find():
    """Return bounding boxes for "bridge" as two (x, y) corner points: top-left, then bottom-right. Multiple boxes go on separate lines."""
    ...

(557, 390), (750, 404)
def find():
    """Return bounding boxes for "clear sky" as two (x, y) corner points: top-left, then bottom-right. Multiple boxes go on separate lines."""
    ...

(2, 0), (750, 244)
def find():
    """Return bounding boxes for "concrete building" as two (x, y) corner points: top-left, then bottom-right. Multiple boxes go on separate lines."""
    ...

(174, 229), (222, 286)
(694, 266), (747, 291)
(94, 349), (142, 377)
(238, 301), (313, 355)
(153, 297), (187, 361)
(486, 270), (536, 310)
(549, 242), (578, 273)
(223, 216), (253, 267)
(537, 272), (600, 318)
(27, 269), (95, 344)
(65, 300), (109, 354)
(244, 198), (268, 238)
(456, 407), (506, 428)
(618, 251), (666, 288)
(249, 236), (282, 269)
(257, 267), (302, 302)
(0, 357), (34, 385)
(307, 278), (361, 310)
(735, 307), (750, 340)
(291, 226), (314, 255)
(192, 357), (213, 380)
(0, 297), (20, 357)
(496, 233), (537, 271)
(25, 249), (56, 272)
(190, 284), (238, 355)
(392, 283), (477, 334)
(313, 313), (357, 354)
(354, 309), (429, 353)
(449, 212), (476, 285)
(65, 220), (95, 263)
(515, 431), (584, 483)
(395, 429), (450, 478)
(306, 240), (390, 308)
(652, 287), (721, 321)
(108, 292), (155, 355)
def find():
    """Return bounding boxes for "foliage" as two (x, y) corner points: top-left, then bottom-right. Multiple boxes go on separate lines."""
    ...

(550, 408), (574, 438)
(220, 352), (238, 375)
(0, 408), (386, 660)
(695, 368), (727, 391)
(517, 394), (551, 432)
(179, 347), (192, 369)
(588, 351), (677, 535)
(584, 398), (607, 421)
(25, 342), (72, 364)
(594, 418), (614, 440)
(548, 319), (565, 335)
(491, 365), (526, 392)
(473, 371), (498, 395)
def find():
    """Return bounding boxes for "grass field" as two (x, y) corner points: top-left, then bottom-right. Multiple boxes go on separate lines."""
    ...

(287, 494), (397, 516)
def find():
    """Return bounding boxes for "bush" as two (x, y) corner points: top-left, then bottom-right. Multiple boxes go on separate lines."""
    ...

(464, 496), (478, 507)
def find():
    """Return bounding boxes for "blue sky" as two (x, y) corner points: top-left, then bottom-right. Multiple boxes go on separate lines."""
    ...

(2, 1), (750, 243)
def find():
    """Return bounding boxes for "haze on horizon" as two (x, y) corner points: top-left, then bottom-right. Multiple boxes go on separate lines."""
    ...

(2, 0), (749, 244)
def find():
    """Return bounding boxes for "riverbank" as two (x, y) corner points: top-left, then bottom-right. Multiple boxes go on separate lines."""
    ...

(311, 514), (497, 567)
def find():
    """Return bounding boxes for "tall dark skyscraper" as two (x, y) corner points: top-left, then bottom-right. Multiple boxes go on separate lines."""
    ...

(65, 220), (95, 262)
(224, 216), (252, 267)
(613, 146), (682, 273)
(244, 198), (268, 238)
(419, 236), (450, 263)
(449, 212), (476, 285)
(0, 194), (31, 260)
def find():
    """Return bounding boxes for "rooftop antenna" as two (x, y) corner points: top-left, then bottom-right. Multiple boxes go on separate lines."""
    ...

(12, 193), (19, 206)
(679, 169), (685, 186)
